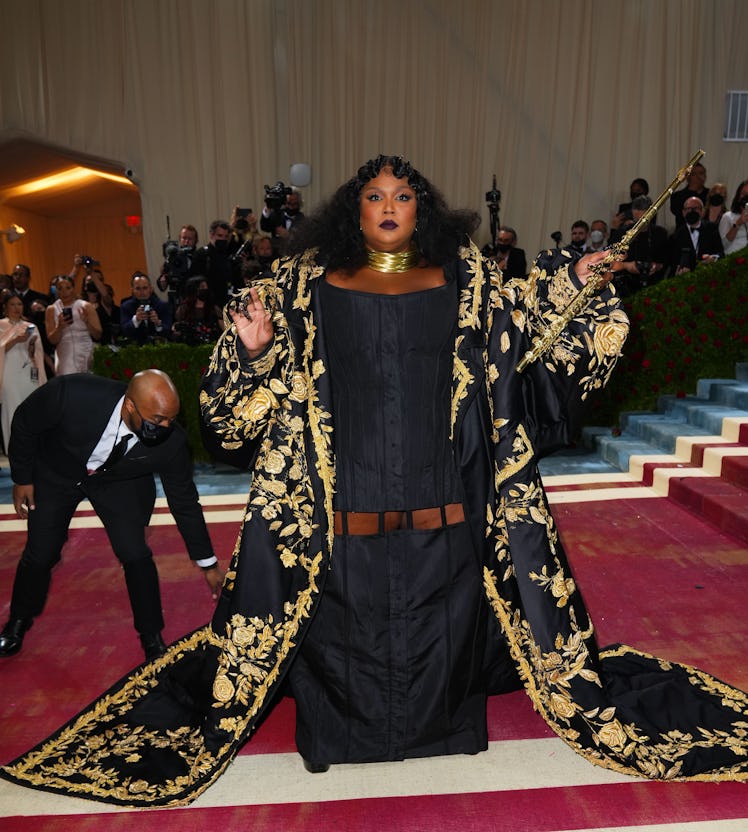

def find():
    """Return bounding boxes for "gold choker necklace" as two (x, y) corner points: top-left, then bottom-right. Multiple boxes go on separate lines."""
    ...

(366, 246), (420, 273)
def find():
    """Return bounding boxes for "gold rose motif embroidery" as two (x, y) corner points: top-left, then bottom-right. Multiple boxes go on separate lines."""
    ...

(289, 372), (309, 401)
(263, 449), (286, 475)
(232, 386), (278, 422)
(593, 313), (629, 361)
(213, 674), (235, 702)
(596, 719), (629, 751)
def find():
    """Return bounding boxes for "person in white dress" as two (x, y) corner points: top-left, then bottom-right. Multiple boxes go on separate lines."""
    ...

(718, 179), (748, 255)
(0, 295), (47, 450)
(44, 275), (102, 375)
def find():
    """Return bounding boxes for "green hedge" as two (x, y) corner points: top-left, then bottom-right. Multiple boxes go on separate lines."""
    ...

(92, 342), (215, 461)
(590, 250), (748, 425)
(93, 251), (748, 456)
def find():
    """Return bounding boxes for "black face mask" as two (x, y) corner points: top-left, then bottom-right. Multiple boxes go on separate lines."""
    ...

(196, 289), (210, 301)
(708, 194), (724, 206)
(570, 240), (585, 251)
(684, 210), (701, 225)
(257, 255), (273, 267)
(134, 418), (173, 447)
(129, 400), (174, 446)
(496, 243), (511, 254)
(213, 239), (229, 252)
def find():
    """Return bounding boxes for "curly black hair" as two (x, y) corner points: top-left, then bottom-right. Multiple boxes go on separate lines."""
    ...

(286, 155), (480, 272)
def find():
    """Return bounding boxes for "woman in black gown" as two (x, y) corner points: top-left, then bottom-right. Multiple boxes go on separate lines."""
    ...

(2, 156), (747, 807)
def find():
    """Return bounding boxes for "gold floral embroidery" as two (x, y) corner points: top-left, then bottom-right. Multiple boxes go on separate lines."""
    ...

(450, 348), (472, 440)
(6, 242), (746, 811)
(495, 424), (534, 488)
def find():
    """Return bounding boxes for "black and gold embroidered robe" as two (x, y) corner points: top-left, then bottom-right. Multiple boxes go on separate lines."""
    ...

(2, 242), (746, 807)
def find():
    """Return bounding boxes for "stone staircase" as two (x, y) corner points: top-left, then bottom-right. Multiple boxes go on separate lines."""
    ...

(579, 363), (748, 544)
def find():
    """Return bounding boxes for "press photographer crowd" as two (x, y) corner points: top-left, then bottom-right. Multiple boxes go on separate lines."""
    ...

(0, 168), (746, 455)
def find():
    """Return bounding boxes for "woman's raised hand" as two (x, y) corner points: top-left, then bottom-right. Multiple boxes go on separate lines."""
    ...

(574, 250), (622, 287)
(229, 286), (274, 358)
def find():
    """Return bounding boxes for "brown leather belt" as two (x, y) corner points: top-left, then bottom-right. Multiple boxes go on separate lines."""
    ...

(333, 503), (465, 536)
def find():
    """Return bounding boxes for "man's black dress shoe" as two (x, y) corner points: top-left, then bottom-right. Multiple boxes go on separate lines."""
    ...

(139, 632), (167, 662)
(302, 758), (330, 774)
(0, 618), (33, 657)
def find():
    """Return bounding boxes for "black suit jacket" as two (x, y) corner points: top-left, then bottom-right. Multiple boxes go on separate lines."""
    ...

(9, 374), (214, 560)
(120, 294), (173, 344)
(667, 222), (724, 273)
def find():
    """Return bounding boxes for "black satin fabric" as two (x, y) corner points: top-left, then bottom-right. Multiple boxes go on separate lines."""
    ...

(291, 279), (485, 763)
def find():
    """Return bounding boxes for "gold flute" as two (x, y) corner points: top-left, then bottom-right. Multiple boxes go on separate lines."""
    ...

(516, 149), (705, 373)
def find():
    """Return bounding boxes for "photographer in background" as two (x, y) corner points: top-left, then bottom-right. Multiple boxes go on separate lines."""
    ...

(157, 224), (199, 309)
(611, 177), (649, 234)
(230, 207), (259, 253)
(611, 196), (668, 297)
(190, 220), (241, 306)
(120, 272), (172, 345)
(260, 183), (305, 248)
(70, 255), (120, 345)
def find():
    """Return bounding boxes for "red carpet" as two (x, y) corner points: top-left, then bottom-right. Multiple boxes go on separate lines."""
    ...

(1, 488), (746, 831)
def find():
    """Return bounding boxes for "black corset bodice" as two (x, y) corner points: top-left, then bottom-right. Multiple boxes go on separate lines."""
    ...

(320, 278), (462, 512)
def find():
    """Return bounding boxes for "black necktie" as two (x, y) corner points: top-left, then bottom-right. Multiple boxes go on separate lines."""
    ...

(99, 433), (133, 472)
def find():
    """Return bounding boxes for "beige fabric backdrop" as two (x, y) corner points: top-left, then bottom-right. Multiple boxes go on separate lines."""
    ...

(1, 0), (748, 286)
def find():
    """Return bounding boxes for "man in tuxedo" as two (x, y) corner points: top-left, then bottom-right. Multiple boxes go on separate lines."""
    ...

(260, 189), (306, 240)
(0, 370), (223, 660)
(11, 263), (49, 317)
(668, 196), (724, 275)
(190, 220), (242, 306)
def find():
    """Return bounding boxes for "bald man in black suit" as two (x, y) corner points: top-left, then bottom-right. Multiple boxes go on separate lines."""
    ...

(0, 370), (223, 660)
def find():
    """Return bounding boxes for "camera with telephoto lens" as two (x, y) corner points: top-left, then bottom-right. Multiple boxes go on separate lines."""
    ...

(161, 239), (193, 292)
(80, 255), (100, 269)
(264, 181), (292, 211)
